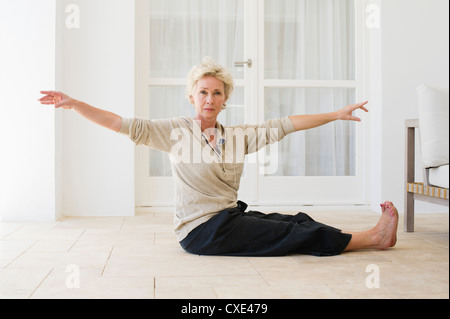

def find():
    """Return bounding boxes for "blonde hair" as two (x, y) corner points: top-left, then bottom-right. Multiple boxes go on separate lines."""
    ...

(186, 57), (234, 109)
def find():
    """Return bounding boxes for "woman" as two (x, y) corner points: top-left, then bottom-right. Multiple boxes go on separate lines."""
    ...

(39, 57), (398, 257)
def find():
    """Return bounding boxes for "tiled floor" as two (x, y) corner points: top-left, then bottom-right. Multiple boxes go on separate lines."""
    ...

(0, 210), (448, 299)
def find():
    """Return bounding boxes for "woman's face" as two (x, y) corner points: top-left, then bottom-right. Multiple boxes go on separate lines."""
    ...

(191, 76), (227, 122)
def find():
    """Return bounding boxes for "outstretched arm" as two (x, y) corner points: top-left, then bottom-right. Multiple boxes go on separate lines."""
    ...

(38, 91), (122, 133)
(288, 101), (369, 132)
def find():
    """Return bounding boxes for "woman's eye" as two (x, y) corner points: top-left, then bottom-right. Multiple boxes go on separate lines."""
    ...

(214, 92), (222, 96)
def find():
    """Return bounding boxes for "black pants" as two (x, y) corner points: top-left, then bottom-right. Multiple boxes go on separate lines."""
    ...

(180, 201), (352, 257)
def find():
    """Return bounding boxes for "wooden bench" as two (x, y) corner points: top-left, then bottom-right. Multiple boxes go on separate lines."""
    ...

(404, 119), (449, 232)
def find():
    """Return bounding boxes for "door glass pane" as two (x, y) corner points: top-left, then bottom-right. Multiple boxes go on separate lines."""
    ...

(265, 87), (356, 176)
(149, 0), (244, 79)
(265, 0), (355, 80)
(149, 86), (195, 119)
(148, 86), (245, 176)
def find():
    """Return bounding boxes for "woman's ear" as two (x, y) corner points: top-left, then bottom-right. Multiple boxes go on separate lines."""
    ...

(222, 96), (228, 110)
(189, 95), (194, 105)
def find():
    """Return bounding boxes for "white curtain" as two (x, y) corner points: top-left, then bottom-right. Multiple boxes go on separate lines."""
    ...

(149, 0), (244, 80)
(264, 0), (356, 176)
(147, 0), (356, 177)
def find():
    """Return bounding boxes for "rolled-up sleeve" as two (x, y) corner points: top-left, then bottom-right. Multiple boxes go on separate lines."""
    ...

(239, 117), (296, 155)
(119, 117), (132, 135)
(262, 117), (296, 144)
(118, 117), (181, 153)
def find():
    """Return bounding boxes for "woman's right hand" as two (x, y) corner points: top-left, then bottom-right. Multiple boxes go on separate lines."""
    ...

(38, 91), (77, 110)
(39, 90), (122, 132)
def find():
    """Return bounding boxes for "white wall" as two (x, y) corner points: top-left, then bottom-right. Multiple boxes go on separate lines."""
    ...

(0, 0), (62, 221)
(61, 0), (135, 217)
(376, 0), (449, 213)
(0, 0), (135, 221)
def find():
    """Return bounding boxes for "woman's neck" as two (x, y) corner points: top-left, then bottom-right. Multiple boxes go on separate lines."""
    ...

(195, 115), (217, 133)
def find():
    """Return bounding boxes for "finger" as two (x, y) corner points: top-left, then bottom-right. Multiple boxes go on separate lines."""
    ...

(39, 94), (56, 102)
(40, 90), (58, 95)
(358, 101), (369, 112)
(39, 96), (54, 101)
(39, 95), (61, 104)
(353, 101), (366, 107)
(41, 98), (57, 103)
(39, 91), (62, 101)
(352, 102), (369, 113)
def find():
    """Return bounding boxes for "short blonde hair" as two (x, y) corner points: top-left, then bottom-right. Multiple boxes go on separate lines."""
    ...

(186, 57), (234, 107)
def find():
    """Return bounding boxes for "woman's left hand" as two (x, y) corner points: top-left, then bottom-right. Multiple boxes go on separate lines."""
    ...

(336, 101), (369, 122)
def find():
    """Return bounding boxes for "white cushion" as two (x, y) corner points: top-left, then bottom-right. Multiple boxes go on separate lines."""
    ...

(417, 84), (449, 168)
(429, 164), (449, 189)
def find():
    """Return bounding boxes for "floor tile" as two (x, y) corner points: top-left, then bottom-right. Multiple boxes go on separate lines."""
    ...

(31, 268), (154, 299)
(0, 268), (52, 299)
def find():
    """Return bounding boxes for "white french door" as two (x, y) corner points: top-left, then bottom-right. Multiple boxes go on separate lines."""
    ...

(135, 0), (368, 208)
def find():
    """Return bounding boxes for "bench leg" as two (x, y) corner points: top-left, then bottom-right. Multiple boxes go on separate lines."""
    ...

(405, 192), (415, 232)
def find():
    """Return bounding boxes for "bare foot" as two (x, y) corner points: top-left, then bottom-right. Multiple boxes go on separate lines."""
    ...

(344, 202), (398, 251)
(385, 201), (398, 247)
(374, 201), (399, 249)
(343, 201), (399, 252)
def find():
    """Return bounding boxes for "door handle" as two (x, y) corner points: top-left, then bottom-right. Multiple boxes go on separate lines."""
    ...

(234, 59), (253, 68)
